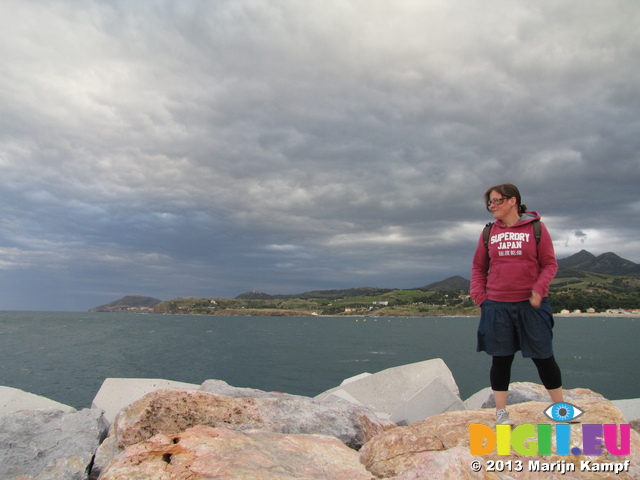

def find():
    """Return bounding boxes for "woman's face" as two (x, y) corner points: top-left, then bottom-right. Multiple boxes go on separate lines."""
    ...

(488, 190), (517, 222)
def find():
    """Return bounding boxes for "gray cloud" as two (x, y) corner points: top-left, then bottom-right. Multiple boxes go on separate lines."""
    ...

(1, 0), (639, 310)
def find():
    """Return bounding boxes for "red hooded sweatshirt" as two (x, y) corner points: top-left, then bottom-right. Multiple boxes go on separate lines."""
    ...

(470, 212), (558, 306)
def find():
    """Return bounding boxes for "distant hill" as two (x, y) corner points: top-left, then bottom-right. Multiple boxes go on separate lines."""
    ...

(89, 295), (162, 312)
(235, 290), (275, 300)
(557, 250), (640, 275)
(418, 275), (470, 291)
(235, 278), (473, 302)
(235, 286), (391, 300)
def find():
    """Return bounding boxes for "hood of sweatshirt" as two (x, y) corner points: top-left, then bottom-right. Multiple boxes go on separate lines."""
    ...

(494, 211), (541, 228)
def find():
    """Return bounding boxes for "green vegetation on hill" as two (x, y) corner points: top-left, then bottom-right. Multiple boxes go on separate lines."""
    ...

(154, 271), (640, 317)
(549, 271), (640, 312)
(153, 283), (479, 317)
(94, 251), (640, 316)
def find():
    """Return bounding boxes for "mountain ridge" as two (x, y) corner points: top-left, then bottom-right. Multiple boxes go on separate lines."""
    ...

(557, 249), (640, 275)
(89, 250), (639, 311)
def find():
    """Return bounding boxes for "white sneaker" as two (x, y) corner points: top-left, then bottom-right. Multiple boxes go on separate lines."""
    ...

(496, 408), (514, 425)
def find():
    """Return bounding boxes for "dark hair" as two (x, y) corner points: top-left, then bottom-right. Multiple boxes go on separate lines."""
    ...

(484, 183), (527, 214)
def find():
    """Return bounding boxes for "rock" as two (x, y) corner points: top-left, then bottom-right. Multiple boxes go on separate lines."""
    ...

(100, 424), (374, 479)
(92, 378), (199, 426)
(613, 398), (640, 423)
(315, 358), (466, 425)
(89, 433), (120, 480)
(360, 408), (476, 479)
(464, 381), (606, 409)
(199, 378), (306, 399)
(113, 387), (394, 450)
(0, 385), (76, 416)
(360, 394), (640, 479)
(0, 408), (107, 480)
(386, 445), (485, 480)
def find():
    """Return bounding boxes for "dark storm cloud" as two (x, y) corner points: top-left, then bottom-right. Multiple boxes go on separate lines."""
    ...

(0, 0), (638, 310)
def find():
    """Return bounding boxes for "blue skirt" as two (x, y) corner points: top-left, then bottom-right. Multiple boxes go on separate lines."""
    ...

(477, 298), (555, 358)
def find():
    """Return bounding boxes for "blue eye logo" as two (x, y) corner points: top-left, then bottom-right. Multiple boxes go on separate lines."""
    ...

(544, 402), (584, 422)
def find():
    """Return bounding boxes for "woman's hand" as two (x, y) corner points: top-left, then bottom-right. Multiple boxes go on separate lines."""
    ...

(529, 290), (542, 308)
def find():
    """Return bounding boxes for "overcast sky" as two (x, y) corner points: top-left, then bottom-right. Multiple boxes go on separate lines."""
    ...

(1, 0), (639, 311)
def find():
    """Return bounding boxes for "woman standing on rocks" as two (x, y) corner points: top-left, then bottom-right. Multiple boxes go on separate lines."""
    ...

(470, 183), (564, 425)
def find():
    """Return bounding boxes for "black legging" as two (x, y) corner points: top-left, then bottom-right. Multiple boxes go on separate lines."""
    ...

(490, 354), (562, 391)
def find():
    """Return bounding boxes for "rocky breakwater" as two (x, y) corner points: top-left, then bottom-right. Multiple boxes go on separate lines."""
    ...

(0, 358), (639, 479)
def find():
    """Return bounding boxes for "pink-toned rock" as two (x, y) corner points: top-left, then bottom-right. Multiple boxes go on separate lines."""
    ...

(387, 445), (494, 480)
(114, 388), (262, 448)
(100, 425), (374, 480)
(113, 388), (393, 450)
(361, 392), (640, 479)
(360, 408), (484, 479)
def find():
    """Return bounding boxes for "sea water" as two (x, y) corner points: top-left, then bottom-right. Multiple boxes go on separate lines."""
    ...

(0, 311), (637, 409)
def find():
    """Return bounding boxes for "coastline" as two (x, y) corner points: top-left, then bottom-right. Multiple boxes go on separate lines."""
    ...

(554, 312), (640, 318)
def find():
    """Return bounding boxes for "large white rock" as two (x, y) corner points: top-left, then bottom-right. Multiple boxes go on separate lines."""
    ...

(0, 386), (75, 416)
(315, 358), (466, 425)
(92, 378), (199, 426)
